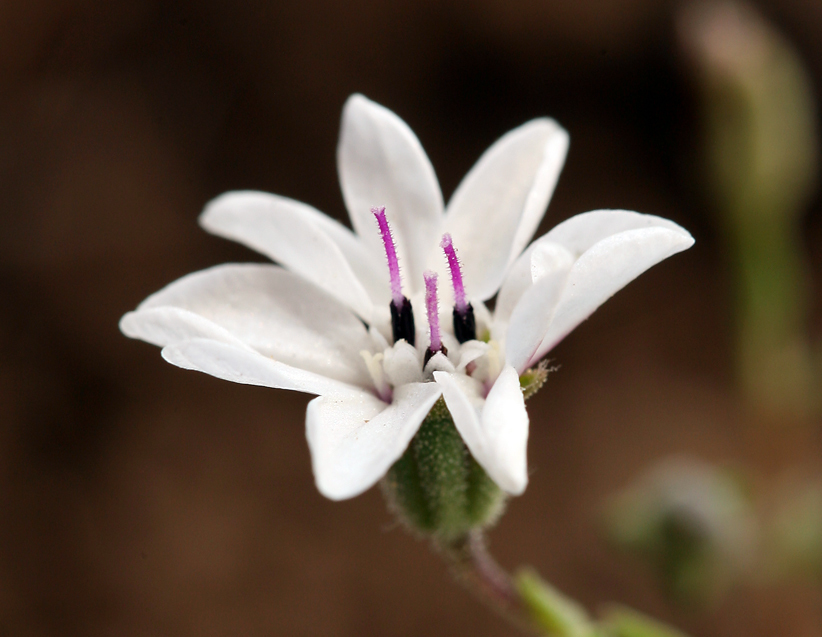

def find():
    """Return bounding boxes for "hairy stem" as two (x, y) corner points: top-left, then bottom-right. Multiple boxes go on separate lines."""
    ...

(439, 531), (538, 635)
(438, 533), (690, 637)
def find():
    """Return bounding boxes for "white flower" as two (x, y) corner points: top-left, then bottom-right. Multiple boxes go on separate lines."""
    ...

(120, 94), (694, 501)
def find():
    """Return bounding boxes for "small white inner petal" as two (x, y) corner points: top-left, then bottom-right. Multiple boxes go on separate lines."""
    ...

(423, 351), (456, 378)
(383, 340), (424, 387)
(368, 325), (389, 351)
(467, 339), (504, 391)
(360, 350), (391, 401)
(456, 340), (490, 372)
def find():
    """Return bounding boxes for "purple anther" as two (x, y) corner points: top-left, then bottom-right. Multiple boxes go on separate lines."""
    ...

(424, 271), (442, 354)
(373, 207), (404, 308)
(440, 233), (468, 315)
(441, 233), (476, 343)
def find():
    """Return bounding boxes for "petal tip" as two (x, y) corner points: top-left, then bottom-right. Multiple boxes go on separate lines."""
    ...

(197, 190), (251, 232)
(160, 342), (194, 370)
(342, 93), (382, 119)
(486, 461), (528, 496)
(524, 116), (570, 146)
(118, 311), (139, 338)
(504, 475), (528, 496)
(661, 225), (696, 254)
(313, 477), (364, 501)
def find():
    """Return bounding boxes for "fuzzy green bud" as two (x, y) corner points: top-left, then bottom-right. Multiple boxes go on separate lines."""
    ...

(605, 458), (754, 604)
(381, 398), (506, 542)
(382, 362), (553, 542)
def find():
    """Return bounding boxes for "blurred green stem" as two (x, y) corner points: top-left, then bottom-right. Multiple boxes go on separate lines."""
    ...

(440, 531), (689, 637)
(728, 213), (814, 416)
(679, 0), (819, 418)
(440, 531), (535, 634)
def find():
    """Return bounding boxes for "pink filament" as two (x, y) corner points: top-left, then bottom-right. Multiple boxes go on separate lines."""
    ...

(423, 271), (442, 352)
(373, 207), (404, 307)
(440, 233), (468, 314)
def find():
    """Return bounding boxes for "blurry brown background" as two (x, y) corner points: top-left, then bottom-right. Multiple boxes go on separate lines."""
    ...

(2, 1), (822, 635)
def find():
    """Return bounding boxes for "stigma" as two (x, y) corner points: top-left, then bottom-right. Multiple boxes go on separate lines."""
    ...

(373, 207), (415, 346)
(423, 271), (447, 366)
(440, 233), (476, 343)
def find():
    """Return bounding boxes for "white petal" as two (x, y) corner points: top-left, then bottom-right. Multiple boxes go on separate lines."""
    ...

(440, 331), (460, 359)
(200, 191), (380, 318)
(541, 209), (692, 257)
(120, 307), (250, 349)
(442, 119), (569, 301)
(134, 263), (372, 386)
(162, 338), (360, 396)
(530, 225), (695, 365)
(369, 304), (392, 344)
(495, 210), (693, 336)
(368, 325), (390, 352)
(431, 371), (486, 471)
(481, 365), (530, 494)
(306, 382), (443, 500)
(337, 94), (444, 295)
(494, 241), (574, 333)
(504, 263), (570, 373)
(434, 366), (529, 494)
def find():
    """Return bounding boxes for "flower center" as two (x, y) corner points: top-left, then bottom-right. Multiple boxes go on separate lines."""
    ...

(373, 206), (415, 346)
(366, 213), (507, 400)
(372, 212), (487, 388)
(440, 233), (476, 343)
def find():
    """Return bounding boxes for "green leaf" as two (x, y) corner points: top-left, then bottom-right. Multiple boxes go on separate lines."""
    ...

(599, 605), (690, 637)
(514, 568), (595, 637)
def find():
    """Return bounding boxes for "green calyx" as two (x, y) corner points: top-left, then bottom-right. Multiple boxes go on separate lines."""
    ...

(520, 360), (554, 401)
(382, 362), (553, 543)
(381, 397), (506, 543)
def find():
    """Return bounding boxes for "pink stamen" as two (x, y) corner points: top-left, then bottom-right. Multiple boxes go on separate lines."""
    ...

(373, 207), (404, 307)
(440, 233), (468, 314)
(424, 271), (442, 352)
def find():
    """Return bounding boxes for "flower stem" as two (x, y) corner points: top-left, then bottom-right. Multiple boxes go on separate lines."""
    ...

(438, 531), (689, 637)
(439, 531), (537, 635)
